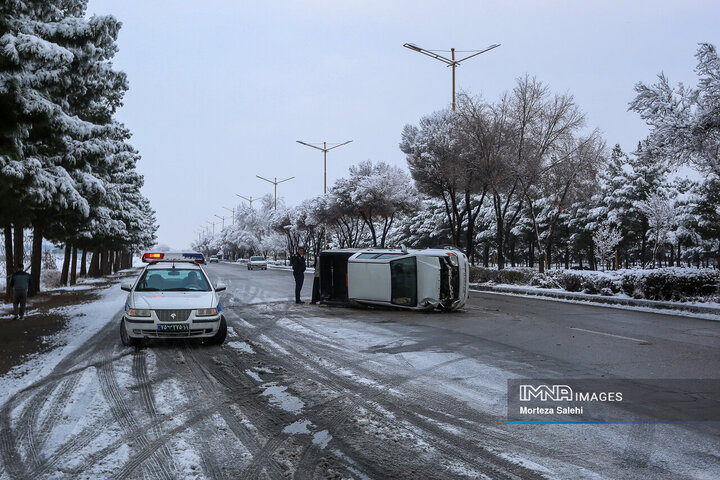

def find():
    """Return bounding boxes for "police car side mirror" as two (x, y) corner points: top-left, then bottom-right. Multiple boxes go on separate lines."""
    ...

(120, 282), (133, 291)
(215, 283), (226, 292)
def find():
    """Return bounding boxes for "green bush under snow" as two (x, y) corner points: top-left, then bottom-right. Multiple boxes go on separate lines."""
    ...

(471, 267), (720, 302)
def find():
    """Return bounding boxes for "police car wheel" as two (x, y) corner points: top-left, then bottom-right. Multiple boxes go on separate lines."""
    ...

(120, 318), (140, 347)
(207, 316), (227, 345)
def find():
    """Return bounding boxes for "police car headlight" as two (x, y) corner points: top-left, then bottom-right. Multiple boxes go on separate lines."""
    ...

(128, 308), (152, 317)
(196, 308), (219, 317)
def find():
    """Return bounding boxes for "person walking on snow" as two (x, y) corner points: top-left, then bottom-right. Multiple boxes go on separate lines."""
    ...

(290, 247), (306, 304)
(10, 264), (31, 320)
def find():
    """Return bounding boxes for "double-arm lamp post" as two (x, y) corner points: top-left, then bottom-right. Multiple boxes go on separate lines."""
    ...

(296, 140), (353, 249)
(236, 194), (256, 208)
(402, 42), (500, 110)
(256, 176), (294, 210)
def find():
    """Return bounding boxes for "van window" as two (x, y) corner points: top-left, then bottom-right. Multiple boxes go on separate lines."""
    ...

(356, 253), (380, 259)
(375, 253), (403, 259)
(390, 257), (417, 306)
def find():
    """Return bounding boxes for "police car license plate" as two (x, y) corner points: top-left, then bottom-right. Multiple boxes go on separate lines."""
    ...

(158, 324), (189, 332)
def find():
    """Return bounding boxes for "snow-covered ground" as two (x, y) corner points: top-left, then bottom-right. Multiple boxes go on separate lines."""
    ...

(1, 263), (718, 479)
(0, 278), (126, 404)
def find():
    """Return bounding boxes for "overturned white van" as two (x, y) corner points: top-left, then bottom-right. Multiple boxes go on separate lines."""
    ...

(318, 247), (469, 311)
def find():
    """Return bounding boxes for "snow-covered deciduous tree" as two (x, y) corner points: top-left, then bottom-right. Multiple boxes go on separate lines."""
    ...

(630, 43), (720, 180)
(593, 221), (623, 271)
(637, 193), (678, 267)
(338, 160), (417, 248)
(524, 132), (605, 272)
(400, 108), (472, 250)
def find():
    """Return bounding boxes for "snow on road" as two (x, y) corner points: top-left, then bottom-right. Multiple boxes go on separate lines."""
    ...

(1, 265), (719, 479)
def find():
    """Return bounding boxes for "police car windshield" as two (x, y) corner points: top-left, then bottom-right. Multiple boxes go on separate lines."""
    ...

(136, 268), (211, 292)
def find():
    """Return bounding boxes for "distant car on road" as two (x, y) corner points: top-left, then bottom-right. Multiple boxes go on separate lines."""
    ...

(209, 255), (219, 263)
(119, 251), (227, 346)
(247, 256), (268, 270)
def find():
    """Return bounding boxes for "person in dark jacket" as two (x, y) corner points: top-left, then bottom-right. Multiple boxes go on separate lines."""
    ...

(10, 264), (31, 320)
(289, 247), (306, 304)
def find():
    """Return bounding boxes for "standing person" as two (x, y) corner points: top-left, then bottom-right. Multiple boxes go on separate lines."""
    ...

(10, 264), (31, 320)
(289, 247), (306, 304)
(310, 257), (321, 304)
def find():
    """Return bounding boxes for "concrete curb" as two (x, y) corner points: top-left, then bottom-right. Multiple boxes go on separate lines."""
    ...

(470, 284), (720, 316)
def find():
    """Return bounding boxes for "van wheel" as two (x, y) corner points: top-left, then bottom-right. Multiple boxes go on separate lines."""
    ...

(207, 316), (227, 345)
(120, 318), (140, 347)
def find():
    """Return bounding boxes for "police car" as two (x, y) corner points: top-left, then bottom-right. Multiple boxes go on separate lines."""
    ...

(119, 251), (227, 346)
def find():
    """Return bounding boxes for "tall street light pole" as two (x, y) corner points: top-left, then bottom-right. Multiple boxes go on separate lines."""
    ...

(222, 206), (235, 225)
(256, 176), (294, 209)
(296, 140), (353, 249)
(296, 140), (353, 194)
(206, 221), (216, 235)
(214, 214), (225, 229)
(236, 194), (256, 208)
(403, 42), (500, 110)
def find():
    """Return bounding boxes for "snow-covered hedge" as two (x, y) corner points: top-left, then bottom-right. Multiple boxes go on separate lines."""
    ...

(619, 268), (720, 301)
(469, 267), (534, 285)
(472, 267), (720, 302)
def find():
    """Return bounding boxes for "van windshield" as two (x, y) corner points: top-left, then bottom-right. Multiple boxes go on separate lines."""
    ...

(390, 257), (417, 306)
(136, 269), (211, 292)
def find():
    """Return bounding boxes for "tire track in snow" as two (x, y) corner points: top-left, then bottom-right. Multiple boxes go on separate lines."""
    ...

(131, 350), (178, 478)
(181, 344), (290, 479)
(240, 310), (549, 480)
(96, 347), (174, 480)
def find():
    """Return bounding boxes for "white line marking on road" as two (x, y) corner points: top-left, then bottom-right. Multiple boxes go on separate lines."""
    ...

(570, 327), (648, 343)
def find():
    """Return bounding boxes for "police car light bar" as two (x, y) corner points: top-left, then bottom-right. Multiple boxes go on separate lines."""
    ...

(141, 251), (206, 264)
(142, 253), (164, 262)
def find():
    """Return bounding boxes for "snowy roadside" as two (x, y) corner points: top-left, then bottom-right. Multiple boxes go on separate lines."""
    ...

(0, 276), (127, 405)
(471, 283), (720, 320)
(267, 264), (315, 273)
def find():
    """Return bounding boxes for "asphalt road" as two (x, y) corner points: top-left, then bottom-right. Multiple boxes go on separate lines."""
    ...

(0, 262), (718, 480)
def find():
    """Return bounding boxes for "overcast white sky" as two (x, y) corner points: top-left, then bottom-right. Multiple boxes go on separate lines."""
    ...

(86, 0), (719, 249)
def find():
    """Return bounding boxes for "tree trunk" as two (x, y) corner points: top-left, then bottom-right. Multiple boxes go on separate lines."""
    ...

(70, 245), (78, 285)
(509, 237), (516, 268)
(28, 227), (42, 297)
(4, 226), (13, 299)
(565, 247), (570, 270)
(545, 240), (552, 271)
(529, 241), (534, 268)
(640, 219), (648, 267)
(88, 251), (100, 277)
(80, 250), (87, 276)
(99, 250), (107, 276)
(114, 250), (121, 273)
(60, 244), (71, 285)
(13, 225), (23, 268)
(483, 244), (489, 267)
(496, 218), (505, 270)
